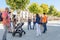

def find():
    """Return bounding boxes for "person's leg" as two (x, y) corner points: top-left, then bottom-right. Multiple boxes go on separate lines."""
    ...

(45, 23), (47, 31)
(21, 28), (26, 34)
(33, 23), (34, 30)
(36, 23), (39, 36)
(8, 24), (11, 33)
(28, 23), (29, 30)
(2, 25), (8, 40)
(38, 24), (41, 35)
(33, 23), (35, 30)
(30, 23), (32, 29)
(42, 23), (46, 33)
(11, 22), (14, 32)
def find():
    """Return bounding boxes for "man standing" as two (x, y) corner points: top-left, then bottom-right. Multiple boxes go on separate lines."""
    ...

(28, 17), (32, 30)
(42, 13), (47, 33)
(2, 7), (10, 40)
(33, 16), (36, 30)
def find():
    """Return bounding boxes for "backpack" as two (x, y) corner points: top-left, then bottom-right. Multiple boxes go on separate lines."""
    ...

(0, 13), (3, 21)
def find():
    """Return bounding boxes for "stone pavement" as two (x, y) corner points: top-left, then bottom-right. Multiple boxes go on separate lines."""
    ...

(0, 21), (60, 40)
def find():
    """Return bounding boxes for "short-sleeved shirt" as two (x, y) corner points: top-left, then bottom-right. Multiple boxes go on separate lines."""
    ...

(42, 15), (47, 23)
(28, 18), (31, 23)
(2, 11), (10, 26)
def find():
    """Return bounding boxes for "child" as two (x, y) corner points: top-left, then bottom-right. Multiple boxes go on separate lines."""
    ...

(11, 15), (17, 32)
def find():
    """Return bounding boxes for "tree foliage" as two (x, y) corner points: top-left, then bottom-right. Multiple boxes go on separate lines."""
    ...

(48, 5), (55, 15)
(52, 8), (57, 16)
(40, 4), (49, 13)
(56, 12), (60, 17)
(6, 0), (60, 17)
(6, 0), (30, 10)
(28, 3), (43, 14)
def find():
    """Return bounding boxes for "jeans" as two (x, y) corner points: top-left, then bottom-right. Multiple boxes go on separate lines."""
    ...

(42, 23), (47, 33)
(33, 23), (36, 30)
(10, 22), (14, 32)
(2, 25), (8, 40)
(28, 23), (31, 30)
(36, 23), (41, 36)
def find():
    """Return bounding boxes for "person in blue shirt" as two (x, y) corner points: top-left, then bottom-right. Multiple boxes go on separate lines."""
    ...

(35, 14), (41, 36)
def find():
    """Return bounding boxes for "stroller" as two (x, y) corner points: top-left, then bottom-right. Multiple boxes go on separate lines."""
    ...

(12, 22), (26, 37)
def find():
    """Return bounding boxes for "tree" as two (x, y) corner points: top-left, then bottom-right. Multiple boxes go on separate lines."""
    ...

(6, 0), (30, 10)
(48, 5), (54, 15)
(6, 0), (30, 22)
(56, 12), (60, 17)
(52, 8), (57, 16)
(48, 5), (58, 16)
(40, 4), (49, 13)
(28, 3), (43, 14)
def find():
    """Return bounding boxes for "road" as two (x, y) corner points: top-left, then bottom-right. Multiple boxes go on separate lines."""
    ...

(0, 21), (60, 40)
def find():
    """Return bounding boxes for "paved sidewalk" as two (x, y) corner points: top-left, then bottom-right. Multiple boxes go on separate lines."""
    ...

(0, 21), (60, 40)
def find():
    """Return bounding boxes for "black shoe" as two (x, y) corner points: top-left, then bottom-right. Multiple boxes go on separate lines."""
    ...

(42, 31), (46, 33)
(8, 31), (12, 33)
(2, 38), (6, 40)
(46, 30), (47, 31)
(24, 32), (26, 34)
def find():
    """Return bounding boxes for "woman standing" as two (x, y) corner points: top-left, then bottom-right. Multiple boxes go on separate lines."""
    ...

(28, 17), (32, 30)
(2, 7), (10, 40)
(35, 14), (41, 36)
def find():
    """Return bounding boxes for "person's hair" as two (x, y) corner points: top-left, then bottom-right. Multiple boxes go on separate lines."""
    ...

(13, 15), (16, 18)
(5, 7), (9, 10)
(9, 12), (11, 14)
(9, 12), (11, 13)
(5, 7), (9, 12)
(36, 14), (39, 17)
(43, 13), (46, 15)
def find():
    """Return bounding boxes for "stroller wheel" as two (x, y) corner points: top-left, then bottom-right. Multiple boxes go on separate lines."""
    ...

(19, 33), (22, 37)
(12, 32), (16, 37)
(24, 32), (26, 34)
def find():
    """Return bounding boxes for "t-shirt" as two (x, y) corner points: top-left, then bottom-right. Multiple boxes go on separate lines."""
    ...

(36, 16), (41, 24)
(28, 18), (31, 23)
(2, 11), (10, 26)
(42, 15), (47, 23)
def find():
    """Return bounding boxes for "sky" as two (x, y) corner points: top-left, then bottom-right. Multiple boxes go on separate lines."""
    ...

(0, 0), (60, 11)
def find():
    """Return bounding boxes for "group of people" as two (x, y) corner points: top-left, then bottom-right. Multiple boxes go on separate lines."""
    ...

(0, 7), (17, 40)
(0, 7), (47, 40)
(1, 8), (12, 40)
(28, 13), (47, 36)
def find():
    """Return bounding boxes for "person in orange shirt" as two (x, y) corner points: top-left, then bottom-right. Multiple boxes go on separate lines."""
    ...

(2, 7), (10, 40)
(42, 13), (47, 33)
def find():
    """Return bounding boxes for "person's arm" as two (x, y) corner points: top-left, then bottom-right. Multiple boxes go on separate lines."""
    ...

(46, 16), (48, 23)
(30, 19), (31, 22)
(1, 13), (2, 16)
(40, 17), (41, 22)
(2, 12), (8, 20)
(40, 16), (43, 24)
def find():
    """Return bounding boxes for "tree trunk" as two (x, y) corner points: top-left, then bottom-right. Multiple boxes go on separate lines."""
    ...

(17, 10), (21, 23)
(22, 11), (23, 18)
